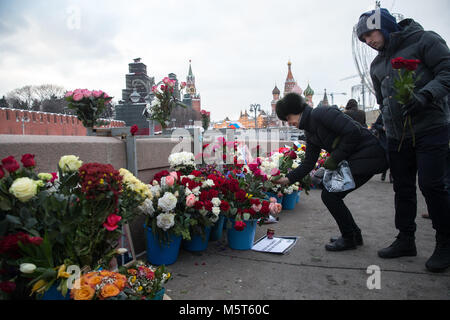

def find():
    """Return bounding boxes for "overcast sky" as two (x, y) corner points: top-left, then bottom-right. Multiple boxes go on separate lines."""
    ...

(1, 0), (449, 121)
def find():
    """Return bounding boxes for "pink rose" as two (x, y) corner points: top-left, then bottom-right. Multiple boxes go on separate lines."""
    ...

(64, 91), (73, 98)
(92, 90), (102, 98)
(82, 89), (92, 98)
(180, 82), (186, 88)
(168, 80), (176, 87)
(151, 86), (158, 93)
(269, 197), (277, 204)
(186, 194), (196, 207)
(165, 175), (175, 187)
(162, 77), (170, 84)
(73, 92), (84, 101)
(269, 202), (282, 215)
(169, 171), (178, 181)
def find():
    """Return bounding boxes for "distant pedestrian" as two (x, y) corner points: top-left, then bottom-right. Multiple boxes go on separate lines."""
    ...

(344, 99), (367, 127)
(357, 8), (450, 272)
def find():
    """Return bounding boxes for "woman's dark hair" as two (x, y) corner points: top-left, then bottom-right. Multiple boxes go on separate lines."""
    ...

(275, 93), (307, 121)
(345, 99), (358, 110)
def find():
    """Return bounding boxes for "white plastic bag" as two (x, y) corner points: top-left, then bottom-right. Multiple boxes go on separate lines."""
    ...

(322, 160), (356, 193)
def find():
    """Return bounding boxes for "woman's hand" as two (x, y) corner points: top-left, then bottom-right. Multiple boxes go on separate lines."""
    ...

(273, 177), (290, 186)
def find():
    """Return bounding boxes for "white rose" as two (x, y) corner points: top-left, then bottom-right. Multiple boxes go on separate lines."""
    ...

(58, 155), (83, 173)
(116, 248), (128, 255)
(212, 206), (221, 215)
(192, 187), (200, 196)
(9, 177), (39, 202)
(158, 192), (177, 212)
(156, 213), (175, 231)
(20, 263), (36, 274)
(139, 198), (155, 216)
(292, 162), (299, 169)
(211, 197), (221, 207)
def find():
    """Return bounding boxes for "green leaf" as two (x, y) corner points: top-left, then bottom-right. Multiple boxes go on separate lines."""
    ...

(6, 214), (22, 226)
(0, 195), (12, 211)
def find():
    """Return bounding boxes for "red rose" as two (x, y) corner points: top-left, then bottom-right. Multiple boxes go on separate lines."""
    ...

(235, 190), (247, 202)
(1, 156), (20, 173)
(103, 213), (122, 231)
(29, 236), (43, 246)
(0, 165), (4, 179)
(199, 190), (210, 202)
(191, 170), (202, 177)
(0, 281), (16, 294)
(288, 151), (297, 159)
(403, 59), (421, 71)
(220, 200), (230, 212)
(234, 220), (246, 231)
(194, 201), (204, 210)
(204, 201), (213, 212)
(209, 189), (219, 198)
(130, 125), (138, 136)
(391, 57), (406, 69)
(20, 154), (35, 168)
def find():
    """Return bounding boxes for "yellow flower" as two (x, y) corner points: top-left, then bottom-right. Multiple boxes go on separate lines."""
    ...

(31, 280), (47, 295)
(99, 179), (104, 184)
(138, 286), (143, 291)
(57, 265), (70, 279)
(131, 276), (137, 283)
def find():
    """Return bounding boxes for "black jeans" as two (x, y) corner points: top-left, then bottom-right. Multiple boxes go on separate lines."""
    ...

(387, 125), (450, 236)
(321, 175), (373, 238)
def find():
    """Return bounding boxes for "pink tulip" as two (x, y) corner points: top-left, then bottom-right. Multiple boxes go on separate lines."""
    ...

(152, 86), (158, 93)
(163, 77), (170, 84)
(168, 80), (176, 87)
(186, 194), (196, 207)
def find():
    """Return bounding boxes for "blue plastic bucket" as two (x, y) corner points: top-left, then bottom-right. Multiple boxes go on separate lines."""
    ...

(210, 215), (225, 241)
(145, 225), (182, 266)
(151, 288), (165, 300)
(227, 219), (257, 250)
(41, 284), (70, 300)
(296, 190), (301, 203)
(265, 192), (282, 204)
(183, 226), (212, 251)
(282, 192), (298, 210)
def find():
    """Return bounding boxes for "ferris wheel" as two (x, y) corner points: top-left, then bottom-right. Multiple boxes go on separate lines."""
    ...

(350, 1), (404, 109)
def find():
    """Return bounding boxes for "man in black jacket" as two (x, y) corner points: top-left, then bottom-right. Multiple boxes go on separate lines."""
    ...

(275, 93), (387, 251)
(357, 8), (450, 272)
(344, 99), (367, 127)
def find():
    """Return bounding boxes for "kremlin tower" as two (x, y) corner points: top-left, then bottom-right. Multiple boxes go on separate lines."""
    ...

(183, 60), (201, 113)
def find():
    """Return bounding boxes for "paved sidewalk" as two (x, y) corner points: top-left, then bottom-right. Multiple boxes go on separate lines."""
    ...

(164, 176), (450, 300)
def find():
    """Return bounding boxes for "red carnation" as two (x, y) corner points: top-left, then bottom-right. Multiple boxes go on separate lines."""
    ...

(204, 201), (213, 212)
(20, 154), (35, 168)
(1, 156), (20, 173)
(235, 190), (247, 202)
(153, 170), (170, 184)
(130, 125), (138, 136)
(234, 220), (246, 231)
(191, 170), (202, 177)
(0, 166), (4, 179)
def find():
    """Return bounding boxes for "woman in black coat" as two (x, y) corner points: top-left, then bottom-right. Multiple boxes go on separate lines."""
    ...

(275, 93), (388, 251)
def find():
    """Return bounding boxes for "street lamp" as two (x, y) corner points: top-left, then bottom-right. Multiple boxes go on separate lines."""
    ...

(249, 103), (260, 129)
(16, 115), (30, 135)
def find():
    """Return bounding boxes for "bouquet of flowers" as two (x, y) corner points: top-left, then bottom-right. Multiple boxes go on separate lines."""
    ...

(119, 261), (171, 300)
(168, 152), (196, 175)
(200, 110), (211, 131)
(70, 270), (128, 300)
(391, 57), (421, 150)
(147, 170), (190, 242)
(64, 89), (112, 128)
(143, 78), (187, 129)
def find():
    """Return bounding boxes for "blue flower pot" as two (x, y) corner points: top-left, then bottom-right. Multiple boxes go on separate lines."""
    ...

(41, 284), (70, 300)
(265, 192), (282, 204)
(183, 226), (212, 252)
(296, 190), (301, 203)
(145, 225), (182, 266)
(151, 288), (165, 300)
(210, 215), (225, 241)
(282, 192), (298, 210)
(227, 219), (257, 250)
